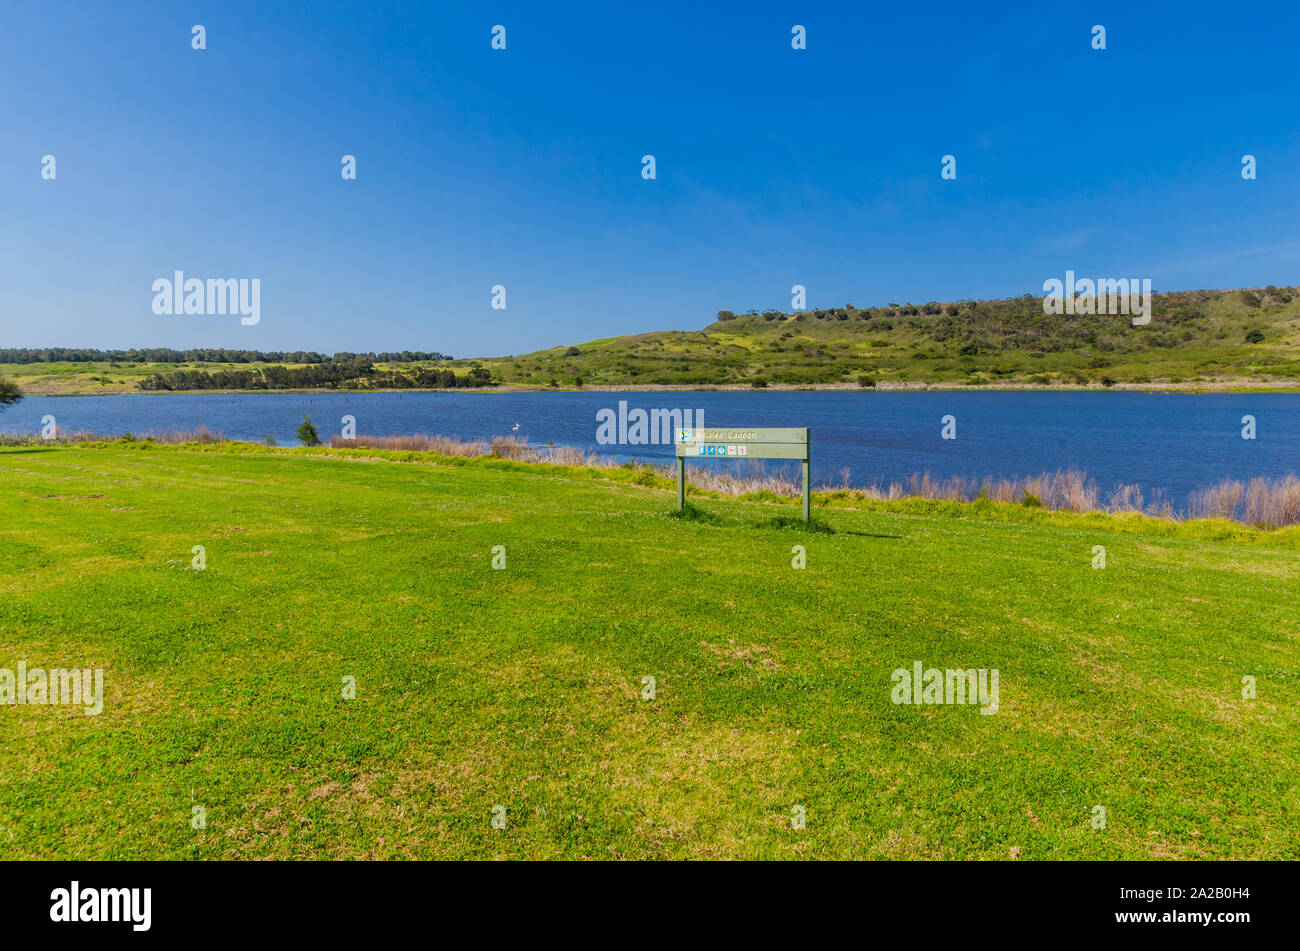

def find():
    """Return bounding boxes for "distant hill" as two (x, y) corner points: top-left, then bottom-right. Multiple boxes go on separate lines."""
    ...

(7, 286), (1300, 394)
(466, 286), (1300, 388)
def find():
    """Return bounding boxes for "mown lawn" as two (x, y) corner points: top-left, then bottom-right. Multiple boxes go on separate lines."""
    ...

(1, 443), (1297, 859)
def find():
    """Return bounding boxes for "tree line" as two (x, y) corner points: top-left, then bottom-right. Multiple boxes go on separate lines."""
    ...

(0, 348), (451, 364)
(139, 361), (493, 391)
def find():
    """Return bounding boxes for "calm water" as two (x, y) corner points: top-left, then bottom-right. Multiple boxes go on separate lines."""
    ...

(4, 391), (1296, 506)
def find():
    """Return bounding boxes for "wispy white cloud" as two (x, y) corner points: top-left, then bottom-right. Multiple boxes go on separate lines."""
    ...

(1142, 240), (1300, 276)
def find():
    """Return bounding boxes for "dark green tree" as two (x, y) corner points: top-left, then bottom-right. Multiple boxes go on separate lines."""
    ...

(0, 373), (21, 412)
(297, 414), (321, 446)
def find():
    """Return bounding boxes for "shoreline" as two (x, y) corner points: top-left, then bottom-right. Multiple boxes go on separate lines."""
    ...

(18, 379), (1300, 397)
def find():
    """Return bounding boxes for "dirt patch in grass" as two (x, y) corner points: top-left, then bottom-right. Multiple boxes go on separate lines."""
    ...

(699, 638), (783, 671)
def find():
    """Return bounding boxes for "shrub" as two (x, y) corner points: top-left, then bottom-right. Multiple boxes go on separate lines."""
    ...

(0, 373), (20, 412)
(296, 414), (321, 446)
(750, 379), (768, 389)
(857, 375), (877, 388)
(1245, 329), (1265, 344)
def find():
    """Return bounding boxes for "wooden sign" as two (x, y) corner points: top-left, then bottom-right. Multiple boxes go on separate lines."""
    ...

(674, 427), (811, 522)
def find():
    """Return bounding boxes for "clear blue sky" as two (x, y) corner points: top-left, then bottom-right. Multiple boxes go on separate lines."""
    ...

(2, 1), (1298, 358)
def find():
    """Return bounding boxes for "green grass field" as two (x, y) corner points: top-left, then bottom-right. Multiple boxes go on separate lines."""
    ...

(2, 442), (1297, 859)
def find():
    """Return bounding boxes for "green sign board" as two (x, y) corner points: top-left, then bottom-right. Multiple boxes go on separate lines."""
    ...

(674, 427), (811, 522)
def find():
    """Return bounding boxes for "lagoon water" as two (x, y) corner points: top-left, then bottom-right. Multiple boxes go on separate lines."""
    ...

(5, 391), (1297, 507)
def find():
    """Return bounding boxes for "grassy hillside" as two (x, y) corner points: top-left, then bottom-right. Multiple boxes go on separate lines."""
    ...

(6, 286), (1300, 395)
(1, 442), (1296, 859)
(3, 359), (184, 393)
(475, 285), (1300, 388)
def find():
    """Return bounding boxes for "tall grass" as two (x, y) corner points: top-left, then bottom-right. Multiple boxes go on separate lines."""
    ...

(330, 433), (488, 456)
(331, 433), (603, 465)
(820, 470), (1180, 517)
(0, 426), (224, 446)
(684, 459), (805, 496)
(139, 426), (224, 444)
(1189, 474), (1300, 527)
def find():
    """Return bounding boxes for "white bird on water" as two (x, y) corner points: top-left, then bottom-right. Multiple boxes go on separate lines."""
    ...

(511, 422), (521, 431)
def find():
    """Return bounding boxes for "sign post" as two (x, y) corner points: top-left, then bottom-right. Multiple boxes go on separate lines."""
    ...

(802, 447), (810, 523)
(675, 427), (811, 523)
